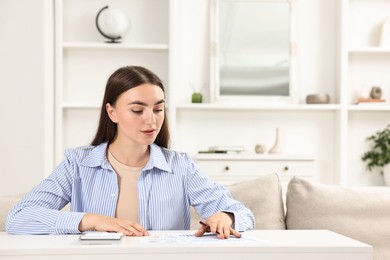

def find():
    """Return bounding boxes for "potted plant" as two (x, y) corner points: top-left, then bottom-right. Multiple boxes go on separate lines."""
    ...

(361, 124), (390, 185)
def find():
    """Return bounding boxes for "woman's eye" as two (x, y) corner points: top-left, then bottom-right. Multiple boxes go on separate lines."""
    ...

(131, 109), (143, 114)
(154, 108), (164, 113)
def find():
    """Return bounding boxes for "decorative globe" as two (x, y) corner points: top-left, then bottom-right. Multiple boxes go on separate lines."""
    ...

(96, 6), (129, 43)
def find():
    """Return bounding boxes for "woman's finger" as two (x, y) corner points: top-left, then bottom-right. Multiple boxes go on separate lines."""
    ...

(229, 227), (242, 238)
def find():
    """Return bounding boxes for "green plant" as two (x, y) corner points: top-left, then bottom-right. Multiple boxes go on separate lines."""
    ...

(362, 124), (390, 175)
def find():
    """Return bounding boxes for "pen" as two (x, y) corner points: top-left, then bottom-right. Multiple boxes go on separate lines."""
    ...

(199, 221), (220, 235)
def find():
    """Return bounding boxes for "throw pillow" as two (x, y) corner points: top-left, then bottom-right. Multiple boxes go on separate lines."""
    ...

(190, 173), (286, 230)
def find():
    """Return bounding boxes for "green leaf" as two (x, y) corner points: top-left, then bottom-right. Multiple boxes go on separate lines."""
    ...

(361, 124), (390, 175)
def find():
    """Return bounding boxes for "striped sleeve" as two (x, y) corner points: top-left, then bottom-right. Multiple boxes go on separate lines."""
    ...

(6, 206), (85, 235)
(6, 152), (83, 234)
(184, 154), (255, 231)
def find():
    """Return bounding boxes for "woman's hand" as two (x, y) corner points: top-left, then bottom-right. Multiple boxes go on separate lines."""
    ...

(194, 212), (241, 239)
(79, 214), (149, 236)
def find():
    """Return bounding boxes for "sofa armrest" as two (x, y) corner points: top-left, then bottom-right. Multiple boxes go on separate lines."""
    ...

(0, 194), (25, 232)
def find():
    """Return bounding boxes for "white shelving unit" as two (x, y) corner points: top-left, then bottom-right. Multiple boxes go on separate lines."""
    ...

(169, 0), (342, 186)
(52, 0), (389, 186)
(171, 0), (389, 187)
(339, 0), (390, 185)
(54, 0), (172, 165)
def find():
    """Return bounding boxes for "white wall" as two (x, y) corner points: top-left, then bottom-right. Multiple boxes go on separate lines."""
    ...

(0, 0), (53, 196)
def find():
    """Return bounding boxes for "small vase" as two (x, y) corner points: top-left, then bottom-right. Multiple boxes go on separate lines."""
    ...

(370, 86), (382, 99)
(191, 92), (203, 103)
(359, 85), (370, 99)
(269, 128), (282, 154)
(383, 165), (390, 186)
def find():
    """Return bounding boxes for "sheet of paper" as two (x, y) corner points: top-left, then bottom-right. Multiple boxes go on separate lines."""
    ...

(141, 232), (267, 244)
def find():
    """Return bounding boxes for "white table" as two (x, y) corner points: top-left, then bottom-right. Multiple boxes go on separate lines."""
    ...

(0, 230), (372, 260)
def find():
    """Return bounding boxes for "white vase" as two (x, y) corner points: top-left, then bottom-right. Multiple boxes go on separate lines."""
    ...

(269, 128), (282, 154)
(383, 164), (390, 186)
(359, 85), (370, 99)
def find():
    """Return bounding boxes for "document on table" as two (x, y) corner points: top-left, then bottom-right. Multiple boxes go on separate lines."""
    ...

(141, 232), (267, 244)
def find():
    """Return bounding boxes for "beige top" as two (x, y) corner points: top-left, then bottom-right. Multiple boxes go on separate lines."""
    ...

(108, 151), (142, 222)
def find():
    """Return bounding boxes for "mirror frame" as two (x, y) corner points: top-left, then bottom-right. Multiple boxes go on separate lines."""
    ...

(209, 0), (298, 104)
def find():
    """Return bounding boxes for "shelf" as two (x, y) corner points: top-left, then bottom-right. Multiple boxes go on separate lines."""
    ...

(349, 47), (390, 54)
(347, 105), (390, 111)
(62, 103), (100, 109)
(194, 153), (315, 161)
(176, 103), (341, 111)
(62, 42), (169, 51)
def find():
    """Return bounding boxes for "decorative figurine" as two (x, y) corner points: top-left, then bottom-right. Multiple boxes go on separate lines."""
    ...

(269, 128), (282, 154)
(255, 144), (266, 154)
(96, 6), (129, 43)
(370, 86), (383, 99)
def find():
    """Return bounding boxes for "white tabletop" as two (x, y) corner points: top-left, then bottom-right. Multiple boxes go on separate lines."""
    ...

(0, 230), (373, 260)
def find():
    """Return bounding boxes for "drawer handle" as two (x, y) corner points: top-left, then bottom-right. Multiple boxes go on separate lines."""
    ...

(224, 166), (230, 171)
(283, 166), (289, 171)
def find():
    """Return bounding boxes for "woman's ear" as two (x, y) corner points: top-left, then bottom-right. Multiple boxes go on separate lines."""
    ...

(106, 103), (118, 123)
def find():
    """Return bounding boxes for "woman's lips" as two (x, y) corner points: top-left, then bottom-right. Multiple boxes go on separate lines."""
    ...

(142, 129), (156, 136)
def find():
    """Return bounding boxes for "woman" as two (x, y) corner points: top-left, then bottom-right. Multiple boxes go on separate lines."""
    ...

(6, 66), (255, 239)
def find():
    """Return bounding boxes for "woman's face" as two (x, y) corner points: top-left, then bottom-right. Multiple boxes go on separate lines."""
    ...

(106, 83), (165, 146)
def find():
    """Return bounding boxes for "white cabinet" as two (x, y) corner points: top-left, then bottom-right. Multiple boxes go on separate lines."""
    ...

(54, 0), (171, 165)
(195, 154), (315, 185)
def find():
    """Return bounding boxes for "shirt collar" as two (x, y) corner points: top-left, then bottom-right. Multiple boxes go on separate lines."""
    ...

(81, 142), (172, 174)
(144, 143), (172, 173)
(81, 142), (110, 169)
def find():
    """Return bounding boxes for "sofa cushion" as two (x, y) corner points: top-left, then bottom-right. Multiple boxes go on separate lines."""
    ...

(0, 194), (24, 232)
(286, 176), (390, 260)
(190, 173), (286, 230)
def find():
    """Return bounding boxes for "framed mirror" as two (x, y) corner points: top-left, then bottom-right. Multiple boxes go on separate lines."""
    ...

(210, 0), (297, 103)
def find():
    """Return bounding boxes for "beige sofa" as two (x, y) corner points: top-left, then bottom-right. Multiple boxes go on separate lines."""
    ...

(2, 173), (390, 260)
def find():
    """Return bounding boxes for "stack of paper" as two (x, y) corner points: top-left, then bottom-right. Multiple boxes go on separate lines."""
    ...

(198, 146), (246, 154)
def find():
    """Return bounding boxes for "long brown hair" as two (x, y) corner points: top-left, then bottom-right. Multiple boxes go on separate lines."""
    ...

(91, 66), (170, 148)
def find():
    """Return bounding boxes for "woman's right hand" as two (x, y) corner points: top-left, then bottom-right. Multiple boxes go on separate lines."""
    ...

(79, 213), (149, 236)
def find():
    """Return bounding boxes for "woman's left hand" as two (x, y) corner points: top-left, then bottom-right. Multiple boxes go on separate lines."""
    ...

(194, 212), (241, 239)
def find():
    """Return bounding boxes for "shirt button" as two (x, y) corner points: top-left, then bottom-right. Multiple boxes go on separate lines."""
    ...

(111, 193), (116, 197)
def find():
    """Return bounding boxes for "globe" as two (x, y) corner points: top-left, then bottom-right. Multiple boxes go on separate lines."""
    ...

(96, 6), (129, 43)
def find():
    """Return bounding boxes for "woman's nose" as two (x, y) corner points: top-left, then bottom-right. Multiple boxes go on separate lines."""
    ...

(144, 109), (156, 124)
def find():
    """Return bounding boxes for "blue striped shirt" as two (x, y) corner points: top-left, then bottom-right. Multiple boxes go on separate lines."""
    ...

(6, 143), (255, 234)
